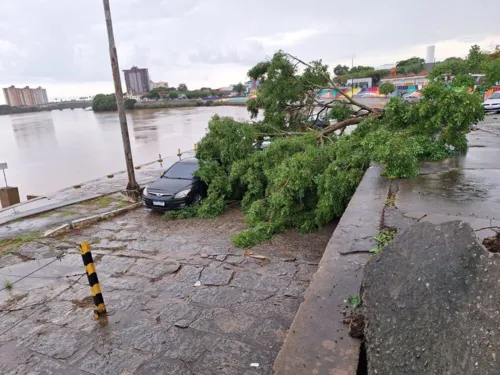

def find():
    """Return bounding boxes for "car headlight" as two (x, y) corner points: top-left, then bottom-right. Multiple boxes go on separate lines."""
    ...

(174, 189), (191, 199)
(142, 186), (148, 196)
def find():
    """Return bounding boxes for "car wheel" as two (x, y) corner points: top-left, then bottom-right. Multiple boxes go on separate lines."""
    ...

(193, 194), (203, 205)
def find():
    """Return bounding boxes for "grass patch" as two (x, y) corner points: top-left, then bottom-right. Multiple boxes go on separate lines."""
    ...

(96, 196), (112, 208)
(370, 228), (398, 254)
(0, 233), (41, 257)
(118, 200), (128, 209)
(163, 205), (200, 220)
(3, 279), (14, 292)
(61, 210), (78, 217)
(385, 191), (396, 207)
(347, 295), (362, 309)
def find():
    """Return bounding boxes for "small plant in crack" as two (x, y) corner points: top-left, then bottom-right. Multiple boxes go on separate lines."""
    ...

(3, 279), (13, 292)
(347, 295), (361, 309)
(370, 228), (398, 254)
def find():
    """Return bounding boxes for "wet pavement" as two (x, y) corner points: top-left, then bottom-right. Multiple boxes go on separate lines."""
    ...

(0, 206), (335, 374)
(0, 192), (139, 241)
(390, 116), (500, 240)
(0, 159), (172, 225)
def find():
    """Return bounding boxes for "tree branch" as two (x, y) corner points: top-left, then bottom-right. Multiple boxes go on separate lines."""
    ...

(285, 52), (375, 112)
(319, 113), (382, 138)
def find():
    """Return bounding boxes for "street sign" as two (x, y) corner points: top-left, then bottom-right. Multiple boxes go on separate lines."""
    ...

(0, 162), (7, 170)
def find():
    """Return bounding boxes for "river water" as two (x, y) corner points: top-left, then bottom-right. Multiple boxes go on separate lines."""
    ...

(0, 106), (252, 199)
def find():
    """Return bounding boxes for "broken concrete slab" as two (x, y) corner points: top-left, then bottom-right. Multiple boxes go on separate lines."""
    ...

(127, 259), (180, 279)
(362, 221), (500, 375)
(200, 267), (233, 286)
(13, 242), (61, 260)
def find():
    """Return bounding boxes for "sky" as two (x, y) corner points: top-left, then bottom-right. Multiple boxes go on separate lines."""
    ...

(0, 0), (499, 104)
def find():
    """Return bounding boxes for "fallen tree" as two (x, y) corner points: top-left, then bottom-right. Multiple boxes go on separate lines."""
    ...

(165, 50), (485, 247)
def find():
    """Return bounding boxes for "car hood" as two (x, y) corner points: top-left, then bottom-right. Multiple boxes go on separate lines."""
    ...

(148, 178), (193, 195)
(484, 98), (500, 105)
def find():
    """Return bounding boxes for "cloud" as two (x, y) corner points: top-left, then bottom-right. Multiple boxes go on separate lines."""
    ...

(246, 26), (329, 48)
(0, 0), (499, 103)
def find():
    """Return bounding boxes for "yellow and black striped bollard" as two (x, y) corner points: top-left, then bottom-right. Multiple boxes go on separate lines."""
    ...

(80, 241), (107, 319)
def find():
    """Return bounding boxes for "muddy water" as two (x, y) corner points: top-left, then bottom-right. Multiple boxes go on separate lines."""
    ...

(0, 106), (253, 199)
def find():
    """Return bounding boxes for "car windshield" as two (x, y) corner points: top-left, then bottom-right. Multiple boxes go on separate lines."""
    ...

(488, 92), (500, 99)
(163, 161), (198, 179)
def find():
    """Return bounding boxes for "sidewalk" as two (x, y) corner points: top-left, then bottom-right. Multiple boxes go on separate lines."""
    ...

(0, 153), (190, 226)
(0, 206), (334, 374)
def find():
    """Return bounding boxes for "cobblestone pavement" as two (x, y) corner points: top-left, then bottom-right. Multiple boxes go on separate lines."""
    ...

(0, 206), (334, 374)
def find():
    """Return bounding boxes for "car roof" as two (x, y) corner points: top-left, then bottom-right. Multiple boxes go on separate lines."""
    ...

(175, 157), (199, 164)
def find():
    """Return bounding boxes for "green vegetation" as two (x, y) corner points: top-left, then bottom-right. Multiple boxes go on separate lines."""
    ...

(135, 101), (243, 110)
(347, 295), (362, 309)
(334, 69), (391, 87)
(124, 98), (137, 109)
(379, 82), (396, 96)
(164, 49), (484, 247)
(0, 105), (46, 116)
(333, 64), (350, 76)
(96, 196), (112, 208)
(92, 94), (117, 112)
(168, 91), (179, 100)
(396, 57), (425, 74)
(232, 82), (245, 95)
(428, 45), (500, 90)
(0, 234), (41, 256)
(370, 228), (398, 254)
(3, 280), (13, 292)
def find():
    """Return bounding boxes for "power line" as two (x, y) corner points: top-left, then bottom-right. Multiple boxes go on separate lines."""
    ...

(0, 273), (86, 338)
(0, 253), (66, 293)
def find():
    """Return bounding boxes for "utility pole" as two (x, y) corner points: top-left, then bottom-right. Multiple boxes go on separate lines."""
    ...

(351, 56), (354, 98)
(102, 0), (140, 196)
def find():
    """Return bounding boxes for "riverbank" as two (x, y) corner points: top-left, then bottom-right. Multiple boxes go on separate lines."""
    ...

(134, 99), (246, 110)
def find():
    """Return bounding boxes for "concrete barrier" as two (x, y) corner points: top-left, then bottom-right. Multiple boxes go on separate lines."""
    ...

(43, 202), (142, 238)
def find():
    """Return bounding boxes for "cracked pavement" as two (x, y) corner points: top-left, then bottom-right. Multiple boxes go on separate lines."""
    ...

(0, 206), (334, 374)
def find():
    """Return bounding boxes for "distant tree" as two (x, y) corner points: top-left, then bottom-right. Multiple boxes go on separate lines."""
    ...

(333, 64), (350, 76)
(92, 94), (117, 111)
(396, 57), (425, 74)
(233, 82), (245, 95)
(482, 59), (500, 88)
(379, 82), (396, 96)
(349, 66), (374, 74)
(148, 88), (160, 100)
(177, 83), (188, 92)
(428, 58), (469, 83)
(124, 99), (137, 110)
(200, 87), (212, 91)
(466, 44), (488, 73)
(210, 89), (220, 97)
(168, 91), (179, 99)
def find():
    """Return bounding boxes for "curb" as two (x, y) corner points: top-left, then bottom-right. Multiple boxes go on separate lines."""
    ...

(43, 202), (142, 238)
(273, 165), (390, 375)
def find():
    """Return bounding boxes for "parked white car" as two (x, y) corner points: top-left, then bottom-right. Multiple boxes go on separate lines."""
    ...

(483, 91), (500, 113)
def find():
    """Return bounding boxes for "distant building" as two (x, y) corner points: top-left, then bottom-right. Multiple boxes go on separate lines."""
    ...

(346, 77), (373, 88)
(380, 71), (429, 87)
(123, 66), (150, 94)
(149, 80), (169, 89)
(2, 85), (48, 106)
